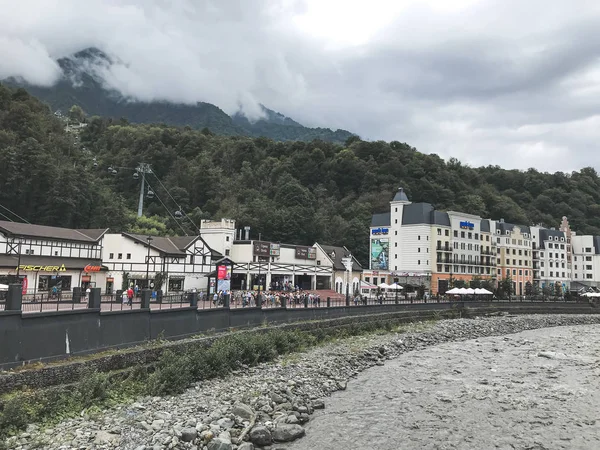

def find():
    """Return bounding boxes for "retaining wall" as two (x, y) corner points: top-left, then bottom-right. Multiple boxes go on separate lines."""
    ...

(0, 300), (597, 371)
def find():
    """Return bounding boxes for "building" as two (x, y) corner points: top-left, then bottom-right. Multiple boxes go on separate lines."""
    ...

(495, 221), (533, 296)
(366, 188), (495, 295)
(530, 225), (570, 293)
(102, 233), (218, 293)
(315, 244), (363, 295)
(570, 235), (600, 288)
(0, 221), (108, 294)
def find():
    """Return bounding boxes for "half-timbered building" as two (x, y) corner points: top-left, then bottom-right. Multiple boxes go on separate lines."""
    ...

(102, 233), (220, 293)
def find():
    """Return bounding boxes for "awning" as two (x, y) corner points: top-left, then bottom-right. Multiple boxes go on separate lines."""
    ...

(0, 255), (107, 272)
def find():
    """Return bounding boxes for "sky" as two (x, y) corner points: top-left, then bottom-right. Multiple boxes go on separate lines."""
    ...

(1, 0), (600, 172)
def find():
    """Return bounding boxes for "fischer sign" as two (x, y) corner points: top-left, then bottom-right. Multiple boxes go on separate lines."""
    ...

(16, 264), (67, 272)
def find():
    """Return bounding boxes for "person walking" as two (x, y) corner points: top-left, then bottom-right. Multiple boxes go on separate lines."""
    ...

(127, 286), (134, 306)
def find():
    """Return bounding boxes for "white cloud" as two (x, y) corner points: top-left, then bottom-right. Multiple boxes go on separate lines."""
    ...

(1, 0), (600, 171)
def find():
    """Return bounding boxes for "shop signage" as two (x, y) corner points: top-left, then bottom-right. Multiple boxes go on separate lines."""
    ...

(295, 247), (317, 260)
(460, 221), (474, 230)
(253, 241), (271, 257)
(371, 227), (389, 235)
(82, 275), (91, 282)
(22, 276), (28, 295)
(16, 264), (67, 272)
(84, 264), (102, 272)
(270, 243), (281, 256)
(217, 265), (229, 280)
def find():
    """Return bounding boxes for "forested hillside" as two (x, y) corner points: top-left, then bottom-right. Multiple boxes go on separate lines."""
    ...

(2, 83), (600, 265)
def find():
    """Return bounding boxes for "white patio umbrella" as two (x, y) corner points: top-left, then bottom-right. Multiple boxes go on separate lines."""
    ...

(457, 287), (469, 295)
(446, 287), (460, 294)
(464, 288), (476, 295)
(474, 288), (493, 295)
(389, 283), (403, 290)
(378, 283), (390, 289)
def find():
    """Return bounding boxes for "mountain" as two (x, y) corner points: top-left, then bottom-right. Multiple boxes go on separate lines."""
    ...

(6, 48), (355, 144)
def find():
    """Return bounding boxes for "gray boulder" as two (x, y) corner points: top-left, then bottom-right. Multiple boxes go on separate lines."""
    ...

(238, 443), (254, 450)
(249, 425), (272, 446)
(272, 424), (306, 442)
(207, 438), (233, 450)
(180, 427), (198, 442)
(232, 403), (254, 420)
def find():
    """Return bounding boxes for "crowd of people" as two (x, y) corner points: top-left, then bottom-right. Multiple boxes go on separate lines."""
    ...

(203, 288), (323, 308)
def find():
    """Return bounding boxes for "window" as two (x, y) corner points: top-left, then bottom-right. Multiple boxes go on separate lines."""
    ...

(519, 270), (522, 275)
(519, 260), (522, 266)
(550, 271), (553, 277)
(365, 277), (370, 283)
(109, 253), (114, 259)
(395, 254), (398, 259)
(395, 219), (398, 224)
(418, 260), (420, 265)
(468, 232), (472, 239)
(395, 208), (398, 212)
(586, 256), (592, 261)
(586, 247), (592, 253)
(550, 261), (553, 268)
(587, 274), (593, 279)
(395, 231), (398, 236)
(562, 272), (565, 278)
(126, 253), (131, 260)
(512, 249), (516, 255)
(418, 248), (421, 253)
(25, 249), (29, 255)
(541, 262), (545, 267)
(541, 271), (545, 276)
(118, 253), (123, 259)
(512, 269), (516, 276)
(461, 231), (465, 238)
(560, 244), (565, 249)
(445, 230), (449, 236)
(418, 235), (421, 240)
(54, 251), (58, 256)
(437, 228), (441, 235)
(225, 249), (230, 256)
(519, 250), (522, 256)
(586, 265), (593, 270)
(226, 236), (230, 242)
(525, 270), (528, 276)
(475, 233), (479, 240)
(548, 243), (553, 248)
(575, 265), (578, 270)
(454, 230), (458, 237)
(395, 242), (398, 247)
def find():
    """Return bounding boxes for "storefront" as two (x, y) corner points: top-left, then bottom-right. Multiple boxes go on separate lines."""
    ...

(0, 256), (107, 295)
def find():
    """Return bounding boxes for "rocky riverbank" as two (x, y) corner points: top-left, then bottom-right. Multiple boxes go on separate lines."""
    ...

(5, 313), (600, 450)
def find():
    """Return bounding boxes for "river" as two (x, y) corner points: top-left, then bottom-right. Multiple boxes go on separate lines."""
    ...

(285, 324), (600, 450)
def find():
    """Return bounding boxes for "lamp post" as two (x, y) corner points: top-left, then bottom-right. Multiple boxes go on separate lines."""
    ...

(342, 255), (353, 306)
(145, 236), (153, 289)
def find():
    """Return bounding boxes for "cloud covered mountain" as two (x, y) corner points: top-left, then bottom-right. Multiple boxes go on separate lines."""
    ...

(7, 48), (355, 143)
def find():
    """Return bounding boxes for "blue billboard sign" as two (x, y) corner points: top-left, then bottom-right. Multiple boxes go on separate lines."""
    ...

(460, 221), (474, 230)
(371, 227), (389, 235)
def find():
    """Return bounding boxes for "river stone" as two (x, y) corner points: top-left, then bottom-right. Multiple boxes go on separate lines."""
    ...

(207, 438), (233, 450)
(249, 425), (272, 446)
(312, 400), (325, 409)
(238, 443), (254, 450)
(270, 392), (286, 404)
(272, 424), (306, 442)
(232, 402), (254, 420)
(217, 417), (235, 429)
(180, 428), (197, 442)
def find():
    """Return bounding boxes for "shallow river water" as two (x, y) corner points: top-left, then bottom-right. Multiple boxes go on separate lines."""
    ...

(285, 324), (600, 450)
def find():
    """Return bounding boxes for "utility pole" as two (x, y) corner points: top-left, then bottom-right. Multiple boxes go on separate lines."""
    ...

(145, 236), (153, 288)
(137, 163), (152, 217)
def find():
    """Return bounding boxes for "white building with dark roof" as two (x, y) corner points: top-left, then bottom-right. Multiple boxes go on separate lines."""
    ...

(102, 233), (218, 293)
(0, 220), (108, 295)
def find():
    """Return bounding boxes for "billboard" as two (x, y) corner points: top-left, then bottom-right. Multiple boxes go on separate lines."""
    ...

(371, 238), (389, 270)
(253, 241), (281, 257)
(217, 265), (231, 292)
(295, 247), (317, 260)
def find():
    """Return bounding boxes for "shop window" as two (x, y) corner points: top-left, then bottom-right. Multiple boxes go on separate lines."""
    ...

(168, 278), (184, 291)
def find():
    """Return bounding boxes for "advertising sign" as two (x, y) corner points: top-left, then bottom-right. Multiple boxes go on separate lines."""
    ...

(253, 241), (271, 257)
(270, 243), (280, 256)
(295, 247), (308, 259)
(371, 238), (389, 271)
(21, 276), (28, 295)
(371, 227), (389, 235)
(16, 264), (67, 272)
(84, 264), (102, 272)
(460, 221), (475, 230)
(307, 247), (316, 260)
(217, 266), (231, 293)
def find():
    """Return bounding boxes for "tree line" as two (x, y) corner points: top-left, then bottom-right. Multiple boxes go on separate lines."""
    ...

(2, 83), (600, 267)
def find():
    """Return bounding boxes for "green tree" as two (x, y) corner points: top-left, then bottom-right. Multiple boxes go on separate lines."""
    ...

(69, 105), (85, 123)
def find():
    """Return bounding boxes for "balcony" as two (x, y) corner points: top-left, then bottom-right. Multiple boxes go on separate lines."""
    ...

(436, 257), (452, 264)
(436, 245), (452, 252)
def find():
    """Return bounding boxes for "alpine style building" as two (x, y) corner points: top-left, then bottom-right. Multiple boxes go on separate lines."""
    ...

(365, 188), (584, 295)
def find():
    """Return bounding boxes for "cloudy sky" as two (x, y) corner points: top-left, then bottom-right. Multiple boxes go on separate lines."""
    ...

(1, 0), (600, 172)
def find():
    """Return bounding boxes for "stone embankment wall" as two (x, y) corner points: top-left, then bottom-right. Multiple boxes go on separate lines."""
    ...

(0, 300), (596, 390)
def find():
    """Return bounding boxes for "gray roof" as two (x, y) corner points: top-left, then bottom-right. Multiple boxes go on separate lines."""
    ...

(432, 211), (451, 227)
(594, 237), (600, 255)
(496, 221), (531, 235)
(123, 233), (198, 256)
(371, 213), (391, 227)
(319, 244), (363, 272)
(538, 229), (565, 249)
(402, 203), (450, 226)
(480, 219), (490, 233)
(0, 220), (108, 243)
(391, 187), (409, 202)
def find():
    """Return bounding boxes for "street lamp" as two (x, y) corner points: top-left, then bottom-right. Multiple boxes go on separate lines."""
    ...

(145, 236), (153, 289)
